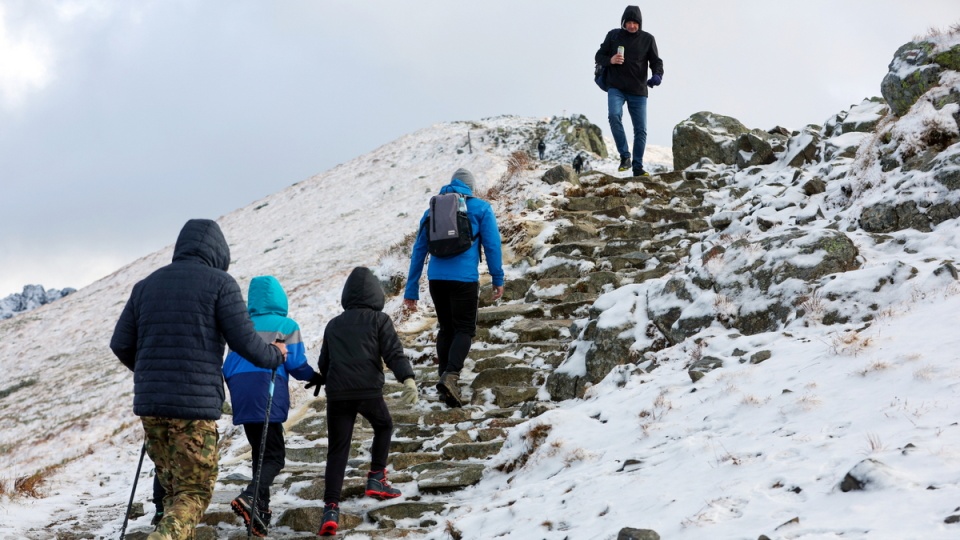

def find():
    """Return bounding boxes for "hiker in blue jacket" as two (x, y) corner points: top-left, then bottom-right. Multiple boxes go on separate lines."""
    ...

(223, 275), (321, 537)
(403, 168), (505, 407)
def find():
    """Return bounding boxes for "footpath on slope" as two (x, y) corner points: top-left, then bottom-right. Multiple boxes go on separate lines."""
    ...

(117, 165), (714, 540)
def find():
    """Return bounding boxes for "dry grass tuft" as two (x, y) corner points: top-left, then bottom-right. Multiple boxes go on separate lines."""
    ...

(913, 365), (935, 381)
(444, 520), (463, 540)
(856, 360), (891, 377)
(485, 150), (531, 207)
(866, 432), (884, 453)
(14, 471), (46, 498)
(798, 291), (825, 322)
(377, 229), (419, 259)
(495, 422), (552, 474)
(830, 330), (873, 356)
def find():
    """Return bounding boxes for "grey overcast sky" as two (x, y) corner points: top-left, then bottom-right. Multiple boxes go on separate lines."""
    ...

(1, 0), (957, 297)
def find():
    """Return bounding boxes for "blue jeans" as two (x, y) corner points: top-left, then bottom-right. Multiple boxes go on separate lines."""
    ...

(607, 88), (648, 171)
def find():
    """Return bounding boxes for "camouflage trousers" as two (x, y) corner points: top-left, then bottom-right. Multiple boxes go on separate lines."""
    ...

(141, 417), (219, 540)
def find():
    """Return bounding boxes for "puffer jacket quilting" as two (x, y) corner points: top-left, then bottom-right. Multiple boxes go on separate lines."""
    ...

(110, 219), (285, 420)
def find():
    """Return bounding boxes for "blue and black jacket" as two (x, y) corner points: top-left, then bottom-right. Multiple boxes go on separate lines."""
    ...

(222, 275), (316, 425)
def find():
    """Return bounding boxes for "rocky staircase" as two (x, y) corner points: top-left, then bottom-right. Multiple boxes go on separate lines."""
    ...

(122, 167), (716, 540)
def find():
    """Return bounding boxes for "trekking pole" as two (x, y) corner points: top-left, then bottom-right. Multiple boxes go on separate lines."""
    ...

(119, 441), (147, 540)
(249, 337), (281, 539)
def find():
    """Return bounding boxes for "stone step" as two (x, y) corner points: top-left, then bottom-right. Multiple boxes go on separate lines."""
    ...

(476, 302), (545, 325)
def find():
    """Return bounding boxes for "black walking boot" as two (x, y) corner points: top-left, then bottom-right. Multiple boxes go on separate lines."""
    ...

(230, 493), (269, 537)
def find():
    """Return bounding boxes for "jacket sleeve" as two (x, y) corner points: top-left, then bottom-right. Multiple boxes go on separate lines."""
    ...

(283, 333), (316, 381)
(110, 294), (138, 371)
(216, 277), (285, 370)
(403, 213), (430, 300)
(316, 327), (330, 378)
(378, 313), (414, 382)
(595, 29), (616, 66)
(648, 35), (664, 76)
(479, 204), (505, 287)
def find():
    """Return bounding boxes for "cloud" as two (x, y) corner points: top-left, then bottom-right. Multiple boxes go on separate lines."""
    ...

(0, 4), (54, 109)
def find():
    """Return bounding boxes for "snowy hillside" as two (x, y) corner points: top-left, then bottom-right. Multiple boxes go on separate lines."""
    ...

(0, 114), (665, 537)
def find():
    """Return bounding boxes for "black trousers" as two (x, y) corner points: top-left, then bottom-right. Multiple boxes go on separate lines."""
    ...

(241, 422), (286, 507)
(324, 397), (393, 504)
(429, 280), (479, 376)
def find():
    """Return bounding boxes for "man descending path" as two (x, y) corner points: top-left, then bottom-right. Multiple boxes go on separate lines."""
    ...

(595, 5), (664, 177)
(404, 168), (505, 407)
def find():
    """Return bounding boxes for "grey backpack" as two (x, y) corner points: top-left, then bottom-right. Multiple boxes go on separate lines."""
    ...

(425, 193), (477, 259)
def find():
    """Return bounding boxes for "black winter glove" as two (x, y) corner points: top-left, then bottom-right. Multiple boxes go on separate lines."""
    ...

(304, 373), (325, 397)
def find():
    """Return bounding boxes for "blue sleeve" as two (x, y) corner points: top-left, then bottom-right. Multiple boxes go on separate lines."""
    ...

(283, 341), (316, 380)
(404, 212), (430, 300)
(479, 204), (504, 287)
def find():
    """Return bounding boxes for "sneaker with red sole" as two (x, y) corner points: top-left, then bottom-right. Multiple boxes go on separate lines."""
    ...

(319, 502), (339, 536)
(365, 469), (401, 500)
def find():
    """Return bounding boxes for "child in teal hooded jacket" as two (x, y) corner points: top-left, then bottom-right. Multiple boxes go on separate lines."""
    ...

(222, 275), (321, 537)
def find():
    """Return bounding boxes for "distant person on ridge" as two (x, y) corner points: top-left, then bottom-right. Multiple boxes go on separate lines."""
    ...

(595, 5), (664, 177)
(573, 153), (584, 175)
(403, 168), (505, 408)
(223, 275), (322, 537)
(110, 218), (287, 540)
(538, 139), (546, 159)
(309, 266), (419, 537)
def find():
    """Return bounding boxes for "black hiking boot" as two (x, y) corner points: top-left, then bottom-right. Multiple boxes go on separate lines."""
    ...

(365, 469), (402, 500)
(319, 502), (339, 536)
(436, 372), (463, 408)
(230, 493), (270, 537)
(151, 510), (164, 528)
(618, 155), (631, 172)
(633, 168), (649, 177)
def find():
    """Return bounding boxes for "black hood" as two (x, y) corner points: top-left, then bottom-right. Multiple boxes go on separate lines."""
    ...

(341, 267), (385, 311)
(621, 5), (642, 30)
(172, 219), (230, 271)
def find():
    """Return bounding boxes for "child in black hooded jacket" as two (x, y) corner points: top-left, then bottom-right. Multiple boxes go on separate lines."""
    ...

(306, 266), (418, 536)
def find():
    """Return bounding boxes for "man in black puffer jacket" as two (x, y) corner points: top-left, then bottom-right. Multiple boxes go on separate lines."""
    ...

(308, 266), (417, 537)
(111, 218), (287, 540)
(595, 5), (664, 177)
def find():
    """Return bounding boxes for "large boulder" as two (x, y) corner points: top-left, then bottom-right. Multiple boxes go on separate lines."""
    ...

(881, 41), (943, 116)
(556, 114), (608, 158)
(824, 98), (890, 137)
(672, 111), (750, 170)
(542, 164), (580, 185)
(735, 129), (784, 169)
(708, 230), (861, 334)
(782, 125), (823, 167)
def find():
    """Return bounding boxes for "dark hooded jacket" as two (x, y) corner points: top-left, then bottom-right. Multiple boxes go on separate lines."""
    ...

(595, 5), (664, 97)
(317, 267), (414, 401)
(110, 219), (285, 420)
